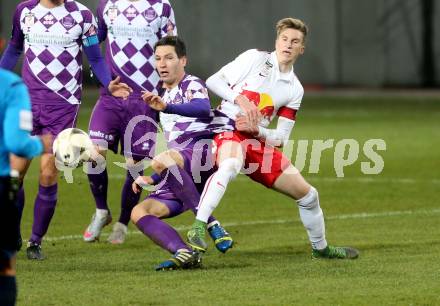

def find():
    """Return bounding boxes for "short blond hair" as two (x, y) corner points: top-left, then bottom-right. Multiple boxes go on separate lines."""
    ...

(276, 18), (308, 43)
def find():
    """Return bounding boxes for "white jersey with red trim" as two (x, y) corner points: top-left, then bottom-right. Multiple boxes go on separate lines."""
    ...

(215, 49), (303, 127)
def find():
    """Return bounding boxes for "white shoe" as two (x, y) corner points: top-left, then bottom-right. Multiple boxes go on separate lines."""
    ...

(107, 222), (128, 244)
(83, 209), (112, 242)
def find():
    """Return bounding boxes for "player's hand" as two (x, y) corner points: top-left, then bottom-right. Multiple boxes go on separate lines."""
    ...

(40, 134), (54, 154)
(108, 76), (132, 100)
(132, 176), (154, 193)
(235, 114), (259, 135)
(234, 95), (261, 127)
(142, 91), (167, 111)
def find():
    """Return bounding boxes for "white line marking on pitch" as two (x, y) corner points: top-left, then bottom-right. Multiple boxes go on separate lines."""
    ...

(26, 173), (440, 185)
(43, 208), (440, 242)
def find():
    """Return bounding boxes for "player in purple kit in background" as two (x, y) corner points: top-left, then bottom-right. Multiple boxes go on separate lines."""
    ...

(130, 36), (234, 270)
(0, 0), (131, 260)
(83, 0), (177, 244)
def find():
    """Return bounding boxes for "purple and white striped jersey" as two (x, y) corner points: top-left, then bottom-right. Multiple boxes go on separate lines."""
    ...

(160, 74), (234, 148)
(97, 0), (177, 94)
(10, 0), (98, 104)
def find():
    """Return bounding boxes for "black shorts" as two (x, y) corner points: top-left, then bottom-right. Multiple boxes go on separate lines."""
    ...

(0, 176), (20, 261)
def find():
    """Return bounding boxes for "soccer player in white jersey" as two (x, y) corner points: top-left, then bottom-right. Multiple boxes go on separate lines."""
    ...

(0, 0), (131, 260)
(84, 0), (177, 244)
(129, 36), (233, 270)
(187, 18), (359, 259)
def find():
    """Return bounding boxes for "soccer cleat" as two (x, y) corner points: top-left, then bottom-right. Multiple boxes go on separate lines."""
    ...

(187, 220), (208, 252)
(312, 245), (359, 259)
(155, 250), (202, 271)
(26, 242), (44, 260)
(207, 221), (233, 253)
(83, 209), (112, 242)
(107, 222), (128, 244)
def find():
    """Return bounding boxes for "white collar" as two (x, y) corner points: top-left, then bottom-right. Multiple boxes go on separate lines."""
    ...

(270, 51), (294, 82)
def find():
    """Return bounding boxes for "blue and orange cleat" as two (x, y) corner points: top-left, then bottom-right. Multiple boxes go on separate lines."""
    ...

(207, 221), (233, 253)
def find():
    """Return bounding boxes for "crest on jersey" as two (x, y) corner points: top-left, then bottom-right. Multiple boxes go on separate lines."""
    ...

(61, 15), (75, 29)
(172, 93), (183, 104)
(24, 13), (36, 28)
(259, 60), (273, 78)
(108, 5), (118, 22)
(143, 7), (157, 22)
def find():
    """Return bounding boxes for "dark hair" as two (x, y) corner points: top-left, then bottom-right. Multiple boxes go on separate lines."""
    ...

(154, 36), (186, 58)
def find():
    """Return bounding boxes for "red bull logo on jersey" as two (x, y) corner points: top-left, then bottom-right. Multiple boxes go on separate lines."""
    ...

(241, 89), (275, 120)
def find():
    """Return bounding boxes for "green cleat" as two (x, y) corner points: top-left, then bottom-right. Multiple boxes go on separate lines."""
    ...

(187, 220), (208, 252)
(312, 245), (359, 259)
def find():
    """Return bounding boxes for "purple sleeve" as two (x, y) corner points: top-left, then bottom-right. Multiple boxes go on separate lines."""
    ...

(10, 5), (25, 50)
(0, 3), (26, 70)
(83, 44), (111, 89)
(163, 98), (211, 118)
(0, 44), (22, 70)
(96, 0), (108, 43)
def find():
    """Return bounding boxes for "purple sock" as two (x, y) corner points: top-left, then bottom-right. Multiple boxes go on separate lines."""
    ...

(87, 168), (109, 210)
(30, 184), (57, 244)
(136, 215), (189, 253)
(161, 165), (216, 223)
(118, 170), (142, 225)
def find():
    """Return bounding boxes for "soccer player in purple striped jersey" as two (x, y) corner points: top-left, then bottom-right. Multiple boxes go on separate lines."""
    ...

(130, 36), (234, 270)
(0, 0), (131, 260)
(84, 0), (177, 244)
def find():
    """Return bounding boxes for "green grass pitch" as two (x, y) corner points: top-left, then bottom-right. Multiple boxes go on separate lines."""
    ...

(16, 90), (440, 305)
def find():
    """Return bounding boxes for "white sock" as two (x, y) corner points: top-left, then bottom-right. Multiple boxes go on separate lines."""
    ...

(297, 187), (327, 250)
(196, 158), (242, 223)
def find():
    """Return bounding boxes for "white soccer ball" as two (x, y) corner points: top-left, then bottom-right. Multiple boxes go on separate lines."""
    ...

(53, 128), (93, 169)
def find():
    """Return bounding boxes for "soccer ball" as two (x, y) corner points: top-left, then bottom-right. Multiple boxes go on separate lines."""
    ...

(53, 128), (93, 169)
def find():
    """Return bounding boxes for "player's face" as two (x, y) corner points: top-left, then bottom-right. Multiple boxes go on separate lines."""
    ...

(275, 28), (305, 66)
(155, 46), (187, 88)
